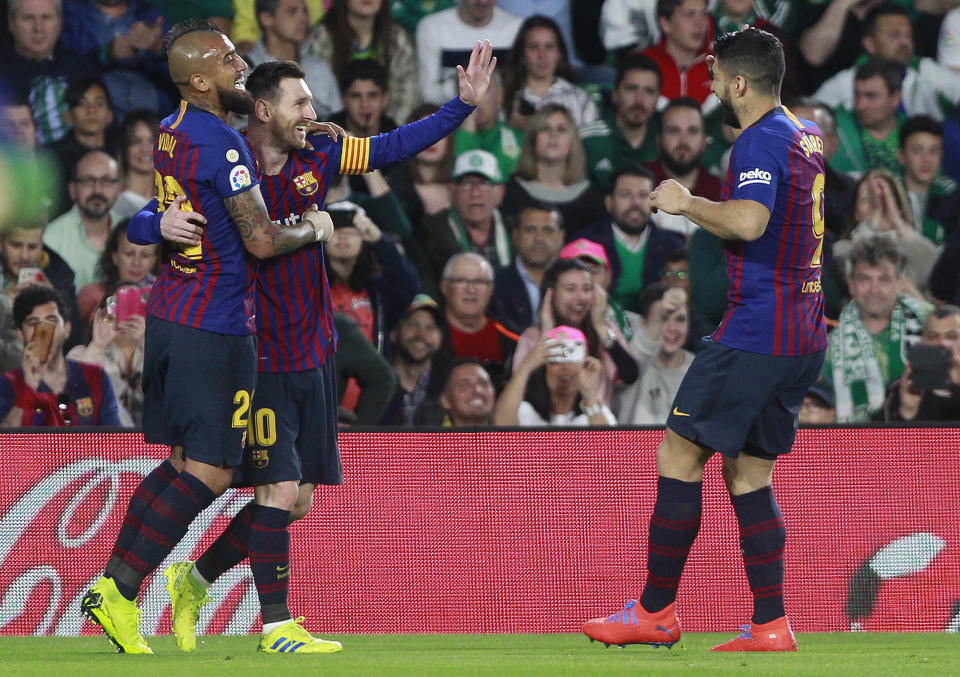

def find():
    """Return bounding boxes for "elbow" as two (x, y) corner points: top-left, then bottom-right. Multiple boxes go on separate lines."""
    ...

(245, 242), (274, 260)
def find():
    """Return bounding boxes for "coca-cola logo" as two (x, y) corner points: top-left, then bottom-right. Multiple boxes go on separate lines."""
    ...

(0, 455), (259, 636)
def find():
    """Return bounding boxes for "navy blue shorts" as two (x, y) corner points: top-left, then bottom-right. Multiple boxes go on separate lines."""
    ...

(666, 337), (825, 460)
(237, 359), (342, 487)
(142, 316), (257, 467)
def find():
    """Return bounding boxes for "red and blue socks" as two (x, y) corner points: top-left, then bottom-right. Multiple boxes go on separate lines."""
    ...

(731, 485), (787, 624)
(105, 460), (178, 579)
(640, 476), (703, 613)
(112, 471), (216, 600)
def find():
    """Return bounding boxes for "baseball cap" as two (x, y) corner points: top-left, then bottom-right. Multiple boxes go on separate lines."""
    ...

(400, 293), (443, 324)
(452, 149), (503, 183)
(559, 238), (611, 270)
(806, 378), (835, 408)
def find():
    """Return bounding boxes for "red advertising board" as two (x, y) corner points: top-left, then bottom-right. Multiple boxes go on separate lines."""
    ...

(0, 429), (957, 635)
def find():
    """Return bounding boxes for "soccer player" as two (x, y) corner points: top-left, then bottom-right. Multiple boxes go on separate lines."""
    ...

(582, 27), (827, 652)
(132, 43), (497, 653)
(79, 20), (333, 654)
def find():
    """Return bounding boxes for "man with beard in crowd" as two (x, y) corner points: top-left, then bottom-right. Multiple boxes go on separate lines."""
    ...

(577, 165), (685, 314)
(646, 97), (722, 238)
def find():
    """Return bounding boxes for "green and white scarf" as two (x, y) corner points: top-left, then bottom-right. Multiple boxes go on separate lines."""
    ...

(832, 295), (930, 422)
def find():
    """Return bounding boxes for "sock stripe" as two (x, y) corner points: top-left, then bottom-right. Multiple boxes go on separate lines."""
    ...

(647, 572), (683, 587)
(151, 498), (193, 527)
(651, 514), (700, 530)
(649, 543), (693, 557)
(740, 517), (785, 537)
(744, 548), (785, 566)
(171, 477), (209, 509)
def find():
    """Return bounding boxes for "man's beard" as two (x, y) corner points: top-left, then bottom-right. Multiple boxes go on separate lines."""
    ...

(661, 147), (700, 176)
(397, 344), (434, 366)
(219, 84), (255, 116)
(719, 95), (740, 128)
(78, 196), (110, 219)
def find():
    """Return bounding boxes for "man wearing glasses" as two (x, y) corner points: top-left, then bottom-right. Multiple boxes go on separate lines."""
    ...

(439, 251), (518, 387)
(44, 150), (123, 291)
(421, 149), (512, 296)
(0, 285), (120, 427)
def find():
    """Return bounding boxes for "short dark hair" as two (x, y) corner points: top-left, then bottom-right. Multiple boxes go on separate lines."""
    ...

(609, 164), (655, 194)
(864, 2), (910, 37)
(255, 0), (281, 30)
(848, 234), (905, 275)
(661, 96), (702, 121)
(899, 115), (943, 149)
(515, 200), (564, 231)
(614, 51), (662, 90)
(441, 357), (489, 392)
(637, 281), (671, 319)
(246, 60), (306, 101)
(712, 28), (785, 95)
(929, 304), (960, 322)
(656, 0), (692, 20)
(13, 286), (67, 329)
(540, 257), (591, 296)
(854, 58), (903, 94)
(337, 59), (387, 94)
(664, 247), (688, 265)
(164, 19), (224, 54)
(64, 76), (111, 110)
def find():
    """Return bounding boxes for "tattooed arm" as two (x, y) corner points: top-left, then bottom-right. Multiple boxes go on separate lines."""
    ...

(223, 186), (330, 259)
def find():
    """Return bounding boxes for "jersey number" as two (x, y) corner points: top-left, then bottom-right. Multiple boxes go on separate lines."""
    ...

(810, 172), (825, 268)
(155, 171), (203, 260)
(232, 390), (251, 429)
(247, 408), (278, 447)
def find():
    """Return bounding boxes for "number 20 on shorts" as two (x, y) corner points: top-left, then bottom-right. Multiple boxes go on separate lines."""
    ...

(232, 390), (277, 447)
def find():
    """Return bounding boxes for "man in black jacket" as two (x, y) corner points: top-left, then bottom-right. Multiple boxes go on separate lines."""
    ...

(576, 164), (685, 313)
(489, 201), (564, 335)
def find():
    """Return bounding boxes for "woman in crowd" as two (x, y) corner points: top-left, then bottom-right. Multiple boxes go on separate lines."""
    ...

(511, 258), (638, 407)
(67, 281), (147, 426)
(501, 15), (599, 129)
(501, 104), (606, 236)
(494, 325), (616, 426)
(390, 103), (455, 228)
(113, 110), (160, 220)
(307, 0), (419, 123)
(76, 220), (160, 333)
(835, 168), (938, 297)
(615, 283), (695, 425)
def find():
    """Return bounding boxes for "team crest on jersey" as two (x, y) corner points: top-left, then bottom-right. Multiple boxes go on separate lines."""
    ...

(294, 171), (319, 196)
(251, 448), (269, 469)
(229, 165), (252, 191)
(76, 397), (93, 418)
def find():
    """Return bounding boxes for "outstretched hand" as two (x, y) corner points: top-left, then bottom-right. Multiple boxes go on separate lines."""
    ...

(458, 40), (497, 107)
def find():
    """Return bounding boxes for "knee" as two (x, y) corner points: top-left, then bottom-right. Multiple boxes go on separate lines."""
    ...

(289, 486), (315, 522)
(168, 446), (186, 473)
(656, 432), (709, 482)
(254, 481), (299, 511)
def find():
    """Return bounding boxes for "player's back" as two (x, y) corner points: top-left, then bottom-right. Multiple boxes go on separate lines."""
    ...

(713, 106), (828, 356)
(148, 101), (260, 336)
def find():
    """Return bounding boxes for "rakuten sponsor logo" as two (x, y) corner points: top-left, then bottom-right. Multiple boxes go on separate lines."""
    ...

(738, 168), (772, 188)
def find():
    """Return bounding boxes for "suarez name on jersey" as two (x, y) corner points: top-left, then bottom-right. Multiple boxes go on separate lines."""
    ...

(148, 101), (261, 336)
(712, 106), (828, 357)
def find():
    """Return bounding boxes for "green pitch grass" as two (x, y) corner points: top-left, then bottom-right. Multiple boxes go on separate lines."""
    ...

(1, 633), (958, 677)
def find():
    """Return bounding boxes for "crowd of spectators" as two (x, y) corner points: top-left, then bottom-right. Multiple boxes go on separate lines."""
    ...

(3, 0), (960, 429)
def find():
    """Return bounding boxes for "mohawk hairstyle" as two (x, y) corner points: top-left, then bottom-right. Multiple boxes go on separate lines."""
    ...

(163, 19), (225, 54)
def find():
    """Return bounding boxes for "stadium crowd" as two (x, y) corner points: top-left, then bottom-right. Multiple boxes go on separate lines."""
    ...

(2, 0), (960, 428)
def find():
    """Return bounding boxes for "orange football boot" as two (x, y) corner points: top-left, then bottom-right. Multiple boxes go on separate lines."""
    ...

(711, 616), (798, 651)
(582, 600), (680, 648)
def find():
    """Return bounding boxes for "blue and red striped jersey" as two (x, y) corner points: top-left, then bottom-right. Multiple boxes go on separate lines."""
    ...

(147, 101), (260, 335)
(711, 106), (828, 356)
(255, 96), (474, 372)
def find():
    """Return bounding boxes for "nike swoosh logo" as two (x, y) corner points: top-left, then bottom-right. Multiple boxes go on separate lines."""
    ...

(276, 565), (290, 573)
(672, 407), (690, 417)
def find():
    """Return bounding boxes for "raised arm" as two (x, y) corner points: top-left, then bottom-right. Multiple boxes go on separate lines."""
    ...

(223, 187), (333, 259)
